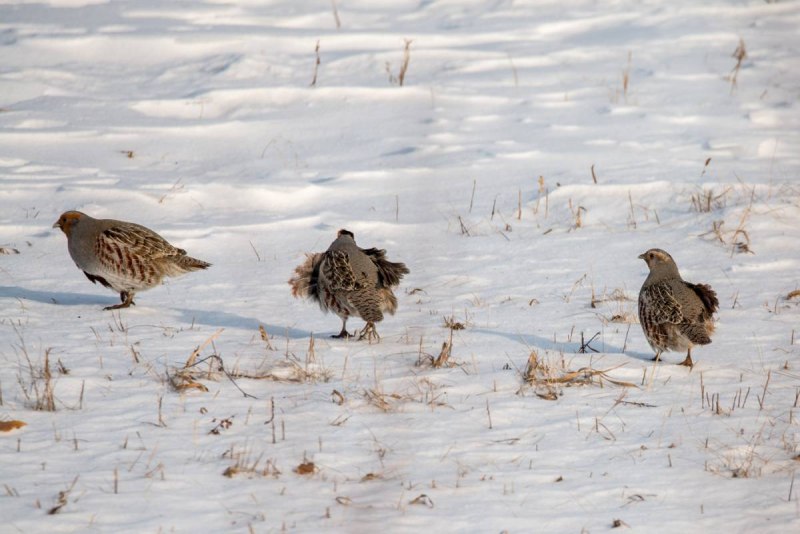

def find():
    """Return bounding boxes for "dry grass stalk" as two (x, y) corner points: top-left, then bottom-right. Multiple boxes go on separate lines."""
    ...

(398, 39), (412, 86)
(701, 157), (712, 176)
(622, 51), (632, 101)
(48, 476), (79, 515)
(728, 38), (747, 93)
(523, 351), (636, 400)
(258, 324), (274, 350)
(310, 40), (321, 87)
(568, 199), (586, 229)
(330, 0), (341, 29)
(787, 290), (800, 301)
(185, 328), (224, 368)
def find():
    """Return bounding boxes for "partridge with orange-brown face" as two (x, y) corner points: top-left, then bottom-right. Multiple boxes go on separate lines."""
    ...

(53, 211), (210, 310)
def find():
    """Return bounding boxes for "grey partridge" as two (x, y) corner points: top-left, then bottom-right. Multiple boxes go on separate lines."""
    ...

(638, 248), (718, 367)
(54, 211), (210, 310)
(289, 229), (409, 342)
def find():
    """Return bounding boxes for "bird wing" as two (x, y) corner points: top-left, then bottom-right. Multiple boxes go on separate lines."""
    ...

(322, 250), (358, 291)
(93, 224), (182, 280)
(99, 225), (183, 261)
(361, 247), (409, 288)
(640, 282), (685, 325)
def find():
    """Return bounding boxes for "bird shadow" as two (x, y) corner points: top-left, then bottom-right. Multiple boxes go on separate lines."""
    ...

(174, 308), (311, 340)
(0, 285), (118, 307)
(0, 285), (311, 340)
(472, 328), (655, 362)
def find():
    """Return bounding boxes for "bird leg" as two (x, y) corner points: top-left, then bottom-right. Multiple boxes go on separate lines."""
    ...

(678, 349), (694, 367)
(650, 351), (662, 363)
(104, 291), (135, 311)
(331, 318), (354, 339)
(358, 322), (380, 343)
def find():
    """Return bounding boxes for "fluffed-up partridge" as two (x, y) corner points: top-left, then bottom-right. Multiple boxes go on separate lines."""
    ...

(638, 248), (718, 367)
(289, 229), (409, 342)
(53, 211), (210, 310)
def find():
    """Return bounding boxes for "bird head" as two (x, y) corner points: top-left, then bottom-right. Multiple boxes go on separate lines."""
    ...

(638, 248), (676, 271)
(53, 211), (85, 237)
(337, 229), (355, 239)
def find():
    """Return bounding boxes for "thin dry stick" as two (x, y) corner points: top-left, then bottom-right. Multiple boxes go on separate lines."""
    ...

(469, 179), (476, 213)
(249, 240), (262, 262)
(628, 190), (637, 229)
(330, 0), (341, 29)
(398, 39), (412, 86)
(517, 189), (522, 220)
(701, 157), (712, 177)
(310, 40), (321, 87)
(622, 51), (632, 101)
(729, 38), (747, 94)
(185, 328), (225, 368)
(507, 53), (518, 87)
(591, 164), (598, 184)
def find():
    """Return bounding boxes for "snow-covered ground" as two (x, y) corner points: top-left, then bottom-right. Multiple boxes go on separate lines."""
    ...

(1, 0), (799, 531)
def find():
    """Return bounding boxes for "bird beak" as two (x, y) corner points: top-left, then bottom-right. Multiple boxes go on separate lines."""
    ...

(637, 253), (646, 260)
(52, 220), (61, 229)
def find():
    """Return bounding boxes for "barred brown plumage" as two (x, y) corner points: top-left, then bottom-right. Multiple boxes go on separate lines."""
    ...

(289, 229), (409, 342)
(53, 211), (210, 310)
(638, 248), (718, 367)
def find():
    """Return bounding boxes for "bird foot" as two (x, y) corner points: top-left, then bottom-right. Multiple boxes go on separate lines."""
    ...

(331, 329), (355, 339)
(104, 301), (133, 311)
(104, 292), (135, 310)
(677, 355), (694, 368)
(358, 323), (380, 343)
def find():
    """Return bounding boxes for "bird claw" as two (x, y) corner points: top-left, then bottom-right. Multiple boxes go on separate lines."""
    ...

(331, 329), (355, 339)
(678, 355), (694, 368)
(104, 292), (135, 310)
(358, 323), (380, 343)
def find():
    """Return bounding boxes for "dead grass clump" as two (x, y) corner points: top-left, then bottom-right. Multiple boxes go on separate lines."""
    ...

(522, 350), (636, 400)
(699, 188), (755, 256)
(591, 287), (633, 308)
(239, 334), (333, 383)
(418, 315), (467, 368)
(222, 444), (281, 479)
(690, 187), (731, 213)
(362, 387), (404, 412)
(17, 347), (57, 411)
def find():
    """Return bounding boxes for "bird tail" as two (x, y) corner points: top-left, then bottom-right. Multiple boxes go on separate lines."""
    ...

(289, 253), (323, 301)
(361, 248), (409, 287)
(176, 255), (211, 272)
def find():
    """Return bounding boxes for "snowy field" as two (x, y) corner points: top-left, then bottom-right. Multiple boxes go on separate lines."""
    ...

(1, 0), (799, 532)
